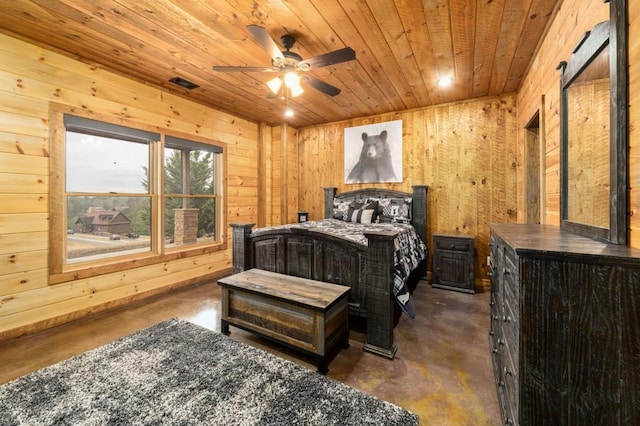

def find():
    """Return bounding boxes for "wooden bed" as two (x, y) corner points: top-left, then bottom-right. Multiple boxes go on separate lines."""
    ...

(230, 185), (428, 358)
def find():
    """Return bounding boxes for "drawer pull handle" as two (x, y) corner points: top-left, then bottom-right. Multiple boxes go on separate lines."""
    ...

(503, 315), (512, 323)
(492, 315), (499, 320)
(504, 367), (515, 377)
(489, 302), (495, 307)
(492, 348), (498, 354)
(498, 339), (505, 346)
(489, 331), (495, 336)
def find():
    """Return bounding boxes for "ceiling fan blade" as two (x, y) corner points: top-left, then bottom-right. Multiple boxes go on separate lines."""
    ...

(212, 66), (277, 72)
(247, 24), (284, 62)
(298, 47), (356, 69)
(302, 76), (341, 96)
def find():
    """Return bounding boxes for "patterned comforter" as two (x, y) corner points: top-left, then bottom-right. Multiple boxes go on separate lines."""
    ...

(251, 219), (427, 318)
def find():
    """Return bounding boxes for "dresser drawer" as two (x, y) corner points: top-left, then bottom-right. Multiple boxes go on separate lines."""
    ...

(502, 346), (519, 426)
(503, 249), (519, 302)
(489, 304), (501, 351)
(502, 296), (519, 351)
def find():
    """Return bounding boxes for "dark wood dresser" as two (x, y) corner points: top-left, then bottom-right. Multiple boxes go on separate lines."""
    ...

(489, 223), (640, 425)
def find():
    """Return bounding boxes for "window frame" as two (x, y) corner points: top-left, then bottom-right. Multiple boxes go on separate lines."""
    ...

(162, 136), (224, 252)
(48, 104), (226, 285)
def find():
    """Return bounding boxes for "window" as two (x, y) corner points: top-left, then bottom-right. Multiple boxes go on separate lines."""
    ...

(50, 111), (225, 280)
(163, 136), (223, 249)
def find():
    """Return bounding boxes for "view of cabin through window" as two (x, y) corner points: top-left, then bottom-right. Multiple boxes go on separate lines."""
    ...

(63, 116), (222, 265)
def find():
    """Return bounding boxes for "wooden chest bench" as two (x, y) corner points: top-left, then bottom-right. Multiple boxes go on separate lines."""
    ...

(217, 268), (350, 374)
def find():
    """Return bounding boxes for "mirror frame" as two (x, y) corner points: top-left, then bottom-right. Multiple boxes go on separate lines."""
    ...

(559, 0), (628, 244)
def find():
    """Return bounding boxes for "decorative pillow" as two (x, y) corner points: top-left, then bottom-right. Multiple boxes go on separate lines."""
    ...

(364, 200), (379, 223)
(332, 200), (351, 220)
(379, 197), (412, 223)
(366, 198), (389, 221)
(347, 208), (376, 224)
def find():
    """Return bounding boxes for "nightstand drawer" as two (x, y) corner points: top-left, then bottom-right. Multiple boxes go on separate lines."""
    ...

(434, 235), (474, 251)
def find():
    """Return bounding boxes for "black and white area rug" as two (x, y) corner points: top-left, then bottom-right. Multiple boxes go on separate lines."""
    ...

(0, 318), (418, 425)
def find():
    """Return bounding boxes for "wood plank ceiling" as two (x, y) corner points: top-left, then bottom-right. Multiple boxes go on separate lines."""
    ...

(0, 0), (560, 128)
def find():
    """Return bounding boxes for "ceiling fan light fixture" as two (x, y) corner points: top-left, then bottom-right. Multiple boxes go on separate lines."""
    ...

(267, 77), (283, 94)
(290, 84), (304, 97)
(284, 71), (300, 88)
(214, 25), (354, 99)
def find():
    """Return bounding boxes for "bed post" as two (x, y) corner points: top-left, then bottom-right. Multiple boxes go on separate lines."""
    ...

(230, 223), (254, 273)
(412, 185), (429, 279)
(363, 230), (398, 359)
(411, 185), (428, 245)
(323, 187), (337, 219)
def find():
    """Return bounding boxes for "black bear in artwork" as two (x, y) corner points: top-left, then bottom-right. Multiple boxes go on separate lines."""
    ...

(346, 130), (397, 183)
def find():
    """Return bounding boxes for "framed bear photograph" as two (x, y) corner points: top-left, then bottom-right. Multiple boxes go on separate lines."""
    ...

(344, 119), (403, 184)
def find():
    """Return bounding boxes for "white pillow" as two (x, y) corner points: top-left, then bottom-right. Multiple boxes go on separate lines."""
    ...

(350, 208), (375, 224)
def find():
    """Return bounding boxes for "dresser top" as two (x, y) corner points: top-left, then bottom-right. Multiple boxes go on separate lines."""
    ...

(490, 223), (640, 262)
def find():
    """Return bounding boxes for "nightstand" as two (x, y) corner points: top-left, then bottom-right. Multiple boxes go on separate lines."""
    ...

(297, 211), (309, 223)
(432, 234), (475, 293)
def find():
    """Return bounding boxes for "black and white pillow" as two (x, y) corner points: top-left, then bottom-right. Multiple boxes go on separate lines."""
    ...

(332, 200), (351, 220)
(346, 200), (379, 224)
(347, 208), (376, 224)
(377, 198), (412, 223)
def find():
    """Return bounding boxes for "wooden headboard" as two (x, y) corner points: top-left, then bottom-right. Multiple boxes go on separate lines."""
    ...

(322, 185), (429, 245)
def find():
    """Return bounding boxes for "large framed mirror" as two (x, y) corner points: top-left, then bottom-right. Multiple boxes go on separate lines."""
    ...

(559, 0), (628, 244)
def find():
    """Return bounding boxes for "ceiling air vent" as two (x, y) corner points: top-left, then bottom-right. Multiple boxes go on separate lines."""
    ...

(169, 77), (199, 90)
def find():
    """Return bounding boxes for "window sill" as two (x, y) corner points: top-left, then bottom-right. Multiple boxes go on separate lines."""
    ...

(49, 242), (226, 285)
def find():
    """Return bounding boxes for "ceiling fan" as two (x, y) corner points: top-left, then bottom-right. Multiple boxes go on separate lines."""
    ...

(212, 25), (356, 98)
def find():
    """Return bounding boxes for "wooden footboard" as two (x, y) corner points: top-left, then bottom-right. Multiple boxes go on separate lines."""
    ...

(230, 223), (398, 358)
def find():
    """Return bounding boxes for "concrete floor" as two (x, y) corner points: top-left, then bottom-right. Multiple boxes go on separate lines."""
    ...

(0, 280), (501, 425)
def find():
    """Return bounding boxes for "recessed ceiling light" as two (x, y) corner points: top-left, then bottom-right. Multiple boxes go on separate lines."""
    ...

(437, 77), (453, 88)
(284, 109), (294, 118)
(169, 77), (199, 90)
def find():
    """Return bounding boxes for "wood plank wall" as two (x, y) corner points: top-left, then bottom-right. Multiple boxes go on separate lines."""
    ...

(0, 33), (270, 341)
(268, 123), (299, 226)
(516, 1), (611, 227)
(297, 95), (518, 283)
(628, 1), (640, 247)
